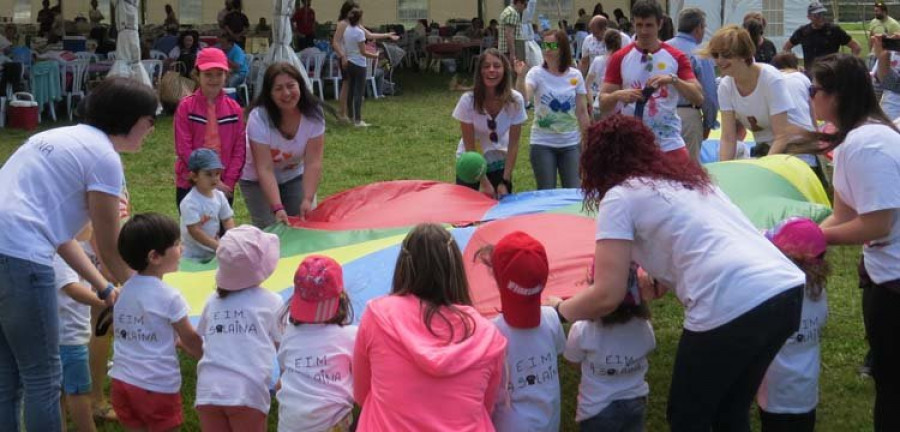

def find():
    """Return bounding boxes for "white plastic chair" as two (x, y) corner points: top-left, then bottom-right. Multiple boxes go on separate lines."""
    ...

(365, 57), (381, 99)
(61, 59), (89, 121)
(106, 51), (117, 60)
(149, 50), (168, 61)
(302, 52), (326, 100)
(75, 52), (99, 63)
(324, 52), (342, 100)
(141, 59), (163, 87)
(225, 54), (253, 105)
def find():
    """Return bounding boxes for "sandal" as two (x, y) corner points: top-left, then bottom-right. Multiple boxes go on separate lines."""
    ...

(92, 403), (118, 422)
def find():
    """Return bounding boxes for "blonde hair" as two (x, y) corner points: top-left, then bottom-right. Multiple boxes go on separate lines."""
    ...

(698, 25), (755, 65)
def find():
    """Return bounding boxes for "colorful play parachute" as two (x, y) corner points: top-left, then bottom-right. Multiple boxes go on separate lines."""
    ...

(165, 155), (831, 322)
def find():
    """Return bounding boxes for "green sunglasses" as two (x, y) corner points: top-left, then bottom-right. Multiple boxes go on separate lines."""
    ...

(541, 41), (559, 50)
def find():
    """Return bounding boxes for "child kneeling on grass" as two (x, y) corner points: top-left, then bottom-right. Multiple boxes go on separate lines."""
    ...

(180, 148), (235, 262)
(195, 225), (284, 432)
(110, 213), (203, 432)
(476, 231), (566, 432)
(55, 224), (118, 432)
(757, 217), (829, 432)
(562, 261), (656, 432)
(276, 255), (357, 432)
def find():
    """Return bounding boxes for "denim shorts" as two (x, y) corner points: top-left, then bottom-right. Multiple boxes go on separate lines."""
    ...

(59, 344), (91, 395)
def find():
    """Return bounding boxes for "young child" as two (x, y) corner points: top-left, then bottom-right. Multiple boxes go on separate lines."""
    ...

(109, 213), (203, 432)
(456, 151), (487, 191)
(195, 225), (284, 432)
(476, 231), (566, 432)
(179, 148), (235, 262)
(757, 217), (828, 432)
(174, 46), (246, 209)
(277, 255), (357, 432)
(54, 224), (117, 432)
(563, 262), (656, 431)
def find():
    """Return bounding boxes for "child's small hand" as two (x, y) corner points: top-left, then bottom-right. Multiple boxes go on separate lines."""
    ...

(274, 209), (290, 225)
(543, 295), (564, 308)
(104, 287), (119, 307)
(636, 267), (669, 301)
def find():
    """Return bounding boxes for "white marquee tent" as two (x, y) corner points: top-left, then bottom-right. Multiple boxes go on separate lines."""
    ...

(668, 0), (810, 50)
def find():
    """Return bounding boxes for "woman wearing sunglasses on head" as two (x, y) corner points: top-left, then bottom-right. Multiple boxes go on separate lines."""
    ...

(453, 49), (527, 198)
(515, 29), (590, 190)
(706, 25), (816, 163)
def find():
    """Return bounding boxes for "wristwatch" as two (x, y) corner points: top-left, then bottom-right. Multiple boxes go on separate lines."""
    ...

(98, 282), (115, 300)
(669, 73), (678, 85)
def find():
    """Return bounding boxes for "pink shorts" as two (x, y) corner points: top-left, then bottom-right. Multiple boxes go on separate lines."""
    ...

(111, 379), (183, 431)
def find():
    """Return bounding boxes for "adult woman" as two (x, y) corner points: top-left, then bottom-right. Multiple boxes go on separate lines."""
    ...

(164, 4), (179, 28)
(614, 8), (629, 30)
(797, 53), (900, 430)
(343, 9), (380, 127)
(515, 29), (589, 190)
(0, 77), (158, 431)
(168, 30), (200, 76)
(453, 49), (527, 197)
(331, 1), (397, 122)
(706, 26), (813, 161)
(240, 62), (325, 228)
(89, 0), (103, 26)
(743, 18), (775, 64)
(549, 114), (805, 431)
(222, 0), (250, 47)
(353, 223), (507, 431)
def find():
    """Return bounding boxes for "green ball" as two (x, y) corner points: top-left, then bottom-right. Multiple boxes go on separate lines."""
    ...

(456, 152), (487, 184)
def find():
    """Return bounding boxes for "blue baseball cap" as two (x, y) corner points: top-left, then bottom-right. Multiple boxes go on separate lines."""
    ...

(188, 148), (224, 171)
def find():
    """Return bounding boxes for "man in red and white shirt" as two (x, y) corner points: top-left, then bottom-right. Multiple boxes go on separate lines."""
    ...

(600, 0), (703, 160)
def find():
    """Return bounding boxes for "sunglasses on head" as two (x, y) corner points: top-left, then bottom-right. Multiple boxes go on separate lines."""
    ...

(487, 117), (498, 143)
(541, 41), (559, 50)
(808, 85), (823, 98)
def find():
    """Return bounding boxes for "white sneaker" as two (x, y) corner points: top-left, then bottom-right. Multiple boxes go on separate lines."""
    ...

(354, 121), (370, 127)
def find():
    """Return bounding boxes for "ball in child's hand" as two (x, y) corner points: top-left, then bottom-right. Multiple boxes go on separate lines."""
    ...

(456, 151), (487, 184)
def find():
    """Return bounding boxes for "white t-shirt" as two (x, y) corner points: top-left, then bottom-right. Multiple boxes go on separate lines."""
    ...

(832, 123), (900, 283)
(595, 179), (806, 332)
(110, 274), (191, 393)
(563, 318), (656, 421)
(780, 71), (818, 166)
(242, 107), (326, 185)
(53, 251), (93, 346)
(179, 188), (234, 261)
(195, 287), (284, 414)
(277, 323), (358, 432)
(581, 32), (632, 60)
(525, 66), (587, 148)
(758, 289), (827, 413)
(0, 124), (122, 265)
(718, 64), (809, 145)
(343, 25), (366, 68)
(878, 52), (900, 121)
(491, 307), (566, 432)
(452, 90), (528, 171)
(604, 43), (694, 152)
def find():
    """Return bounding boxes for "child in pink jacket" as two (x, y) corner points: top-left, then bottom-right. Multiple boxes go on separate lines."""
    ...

(353, 223), (508, 431)
(174, 47), (246, 208)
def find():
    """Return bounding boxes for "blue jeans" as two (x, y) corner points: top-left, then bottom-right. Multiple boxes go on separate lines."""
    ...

(579, 397), (647, 432)
(530, 144), (581, 190)
(0, 253), (62, 431)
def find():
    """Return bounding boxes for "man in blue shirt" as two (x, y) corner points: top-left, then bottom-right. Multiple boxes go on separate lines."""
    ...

(667, 7), (719, 162)
(218, 34), (248, 88)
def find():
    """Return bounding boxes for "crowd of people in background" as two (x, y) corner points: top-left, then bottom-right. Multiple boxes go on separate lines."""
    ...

(2, 0), (900, 431)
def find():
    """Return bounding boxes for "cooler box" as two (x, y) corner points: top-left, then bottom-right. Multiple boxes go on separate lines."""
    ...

(8, 92), (39, 130)
(63, 36), (87, 52)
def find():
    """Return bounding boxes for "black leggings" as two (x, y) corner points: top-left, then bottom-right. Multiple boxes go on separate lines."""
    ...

(346, 63), (367, 123)
(860, 260), (900, 431)
(667, 286), (803, 432)
(455, 170), (512, 193)
(759, 408), (815, 432)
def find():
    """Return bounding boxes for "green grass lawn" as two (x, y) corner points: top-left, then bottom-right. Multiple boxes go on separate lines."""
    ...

(0, 69), (874, 431)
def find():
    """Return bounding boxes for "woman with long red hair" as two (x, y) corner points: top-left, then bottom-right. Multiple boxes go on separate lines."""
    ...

(547, 114), (806, 431)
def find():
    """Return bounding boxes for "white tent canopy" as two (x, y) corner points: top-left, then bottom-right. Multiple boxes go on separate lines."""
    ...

(107, 0), (151, 86)
(254, 0), (311, 97)
(668, 0), (809, 53)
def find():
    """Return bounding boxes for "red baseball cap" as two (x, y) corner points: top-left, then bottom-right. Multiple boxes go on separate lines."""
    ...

(492, 231), (549, 329)
(291, 255), (344, 323)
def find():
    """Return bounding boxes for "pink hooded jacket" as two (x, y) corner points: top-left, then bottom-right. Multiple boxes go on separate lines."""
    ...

(173, 89), (246, 190)
(353, 295), (508, 432)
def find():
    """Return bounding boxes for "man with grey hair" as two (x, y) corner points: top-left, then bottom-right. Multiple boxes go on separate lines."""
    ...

(667, 7), (718, 161)
(579, 15), (632, 75)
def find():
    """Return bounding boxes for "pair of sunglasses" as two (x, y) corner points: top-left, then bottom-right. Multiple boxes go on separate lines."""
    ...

(541, 41), (559, 51)
(808, 85), (823, 98)
(487, 117), (498, 143)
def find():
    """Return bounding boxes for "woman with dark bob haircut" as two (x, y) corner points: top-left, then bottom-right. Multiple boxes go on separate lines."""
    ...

(792, 52), (900, 429)
(240, 62), (326, 228)
(547, 114), (806, 431)
(0, 77), (157, 431)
